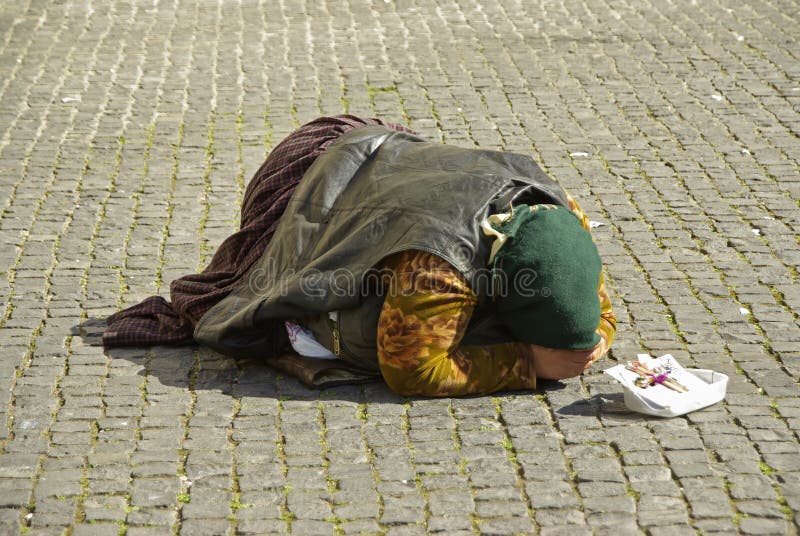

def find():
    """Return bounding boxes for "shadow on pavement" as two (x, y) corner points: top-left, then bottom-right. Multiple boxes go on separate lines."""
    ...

(71, 318), (580, 405)
(554, 391), (647, 422)
(72, 318), (392, 404)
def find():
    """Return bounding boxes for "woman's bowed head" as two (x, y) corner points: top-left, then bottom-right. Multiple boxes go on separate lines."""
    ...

(487, 203), (608, 381)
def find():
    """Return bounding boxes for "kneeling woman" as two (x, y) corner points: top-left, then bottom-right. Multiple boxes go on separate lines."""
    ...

(104, 115), (615, 396)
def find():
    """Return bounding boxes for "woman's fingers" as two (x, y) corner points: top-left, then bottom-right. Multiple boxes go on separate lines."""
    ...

(531, 339), (607, 380)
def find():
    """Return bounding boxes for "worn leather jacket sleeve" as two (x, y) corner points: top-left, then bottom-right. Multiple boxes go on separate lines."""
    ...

(376, 250), (537, 397)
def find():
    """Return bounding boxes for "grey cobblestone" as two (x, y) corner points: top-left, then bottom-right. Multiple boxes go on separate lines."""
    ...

(0, 0), (799, 534)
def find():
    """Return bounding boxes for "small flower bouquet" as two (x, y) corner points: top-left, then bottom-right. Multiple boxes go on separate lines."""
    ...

(604, 354), (728, 417)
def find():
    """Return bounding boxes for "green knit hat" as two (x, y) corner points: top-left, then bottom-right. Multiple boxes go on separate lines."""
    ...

(492, 204), (602, 350)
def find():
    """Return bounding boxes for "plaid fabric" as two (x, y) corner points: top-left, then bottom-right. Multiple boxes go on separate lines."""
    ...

(104, 115), (413, 347)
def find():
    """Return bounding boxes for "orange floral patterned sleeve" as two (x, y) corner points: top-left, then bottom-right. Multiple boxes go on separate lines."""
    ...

(376, 250), (538, 397)
(376, 196), (615, 397)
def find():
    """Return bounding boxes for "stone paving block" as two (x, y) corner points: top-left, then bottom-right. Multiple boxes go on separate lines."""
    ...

(583, 495), (636, 515)
(738, 516), (792, 535)
(425, 517), (473, 533)
(127, 528), (173, 536)
(235, 491), (283, 520)
(179, 519), (231, 535)
(0, 454), (40, 479)
(179, 491), (234, 519)
(576, 481), (627, 498)
(0, 508), (19, 528)
(473, 498), (528, 518)
(236, 518), (289, 534)
(539, 527), (592, 536)
(287, 519), (336, 534)
(126, 507), (178, 527)
(333, 499), (380, 520)
(475, 515), (534, 534)
(380, 501), (426, 525)
(285, 490), (332, 521)
(82, 494), (127, 523)
(0, 478), (33, 508)
(728, 474), (777, 500)
(29, 512), (74, 530)
(636, 495), (690, 527)
(647, 526), (696, 536)
(534, 508), (585, 527)
(585, 511), (639, 531)
(71, 523), (122, 536)
(130, 478), (181, 508)
(630, 479), (683, 497)
(527, 480), (580, 509)
(337, 518), (382, 534)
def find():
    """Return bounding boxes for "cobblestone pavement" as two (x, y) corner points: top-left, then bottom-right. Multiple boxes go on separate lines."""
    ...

(0, 0), (798, 534)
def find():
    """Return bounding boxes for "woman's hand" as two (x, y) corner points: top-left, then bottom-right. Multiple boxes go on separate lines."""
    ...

(531, 338), (607, 380)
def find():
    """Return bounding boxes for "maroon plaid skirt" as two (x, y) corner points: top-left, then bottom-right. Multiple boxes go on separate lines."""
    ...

(104, 115), (412, 346)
